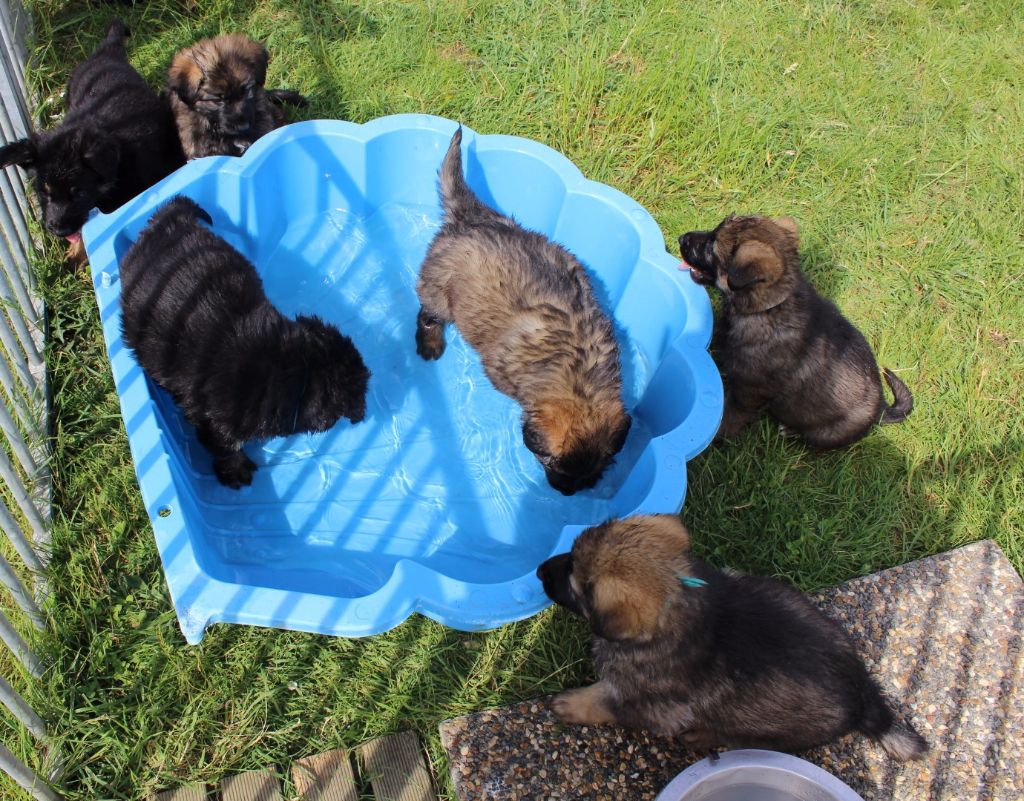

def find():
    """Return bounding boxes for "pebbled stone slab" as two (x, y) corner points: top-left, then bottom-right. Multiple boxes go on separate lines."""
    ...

(440, 540), (1023, 801)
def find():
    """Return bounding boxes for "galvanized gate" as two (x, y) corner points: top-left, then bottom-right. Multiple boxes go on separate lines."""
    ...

(0, 0), (60, 799)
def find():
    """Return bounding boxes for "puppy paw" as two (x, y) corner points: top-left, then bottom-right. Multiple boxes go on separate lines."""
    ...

(778, 423), (798, 438)
(415, 327), (446, 360)
(551, 686), (616, 726)
(345, 399), (367, 424)
(214, 452), (257, 489)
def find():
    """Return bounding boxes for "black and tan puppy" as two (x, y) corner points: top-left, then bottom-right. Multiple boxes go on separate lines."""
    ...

(537, 515), (928, 759)
(678, 215), (912, 449)
(167, 34), (306, 159)
(120, 196), (369, 488)
(0, 20), (184, 245)
(415, 128), (630, 496)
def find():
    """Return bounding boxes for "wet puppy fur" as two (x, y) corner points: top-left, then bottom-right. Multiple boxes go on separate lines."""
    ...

(167, 34), (306, 159)
(119, 196), (369, 488)
(0, 20), (184, 241)
(415, 128), (630, 495)
(679, 215), (913, 449)
(537, 515), (928, 759)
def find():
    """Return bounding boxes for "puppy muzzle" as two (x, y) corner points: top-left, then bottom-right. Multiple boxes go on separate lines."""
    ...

(679, 231), (716, 285)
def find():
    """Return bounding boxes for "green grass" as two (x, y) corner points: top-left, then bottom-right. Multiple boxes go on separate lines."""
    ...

(5, 0), (1022, 798)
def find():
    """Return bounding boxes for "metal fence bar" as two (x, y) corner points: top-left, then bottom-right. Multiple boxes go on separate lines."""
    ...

(0, 744), (58, 801)
(0, 675), (45, 742)
(0, 551), (41, 626)
(0, 2), (28, 127)
(0, 355), (34, 433)
(0, 313), (33, 394)
(0, 402), (36, 477)
(0, 209), (39, 324)
(0, 611), (40, 678)
(0, 433), (43, 532)
(0, 167), (31, 264)
(0, 495), (43, 577)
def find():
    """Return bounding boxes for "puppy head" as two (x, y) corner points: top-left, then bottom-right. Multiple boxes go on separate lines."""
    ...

(537, 515), (693, 642)
(169, 34), (270, 136)
(0, 127), (120, 238)
(291, 316), (370, 432)
(523, 398), (630, 496)
(678, 215), (800, 311)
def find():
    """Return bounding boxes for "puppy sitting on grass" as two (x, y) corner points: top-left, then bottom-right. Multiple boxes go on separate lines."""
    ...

(167, 33), (306, 160)
(120, 196), (369, 488)
(537, 515), (928, 759)
(415, 128), (630, 496)
(678, 215), (912, 449)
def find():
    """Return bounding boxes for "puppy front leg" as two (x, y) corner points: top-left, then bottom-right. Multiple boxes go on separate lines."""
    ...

(552, 681), (618, 726)
(415, 306), (448, 361)
(196, 422), (257, 489)
(716, 391), (761, 440)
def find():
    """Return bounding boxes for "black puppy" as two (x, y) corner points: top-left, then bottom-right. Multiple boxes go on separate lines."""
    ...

(0, 20), (184, 244)
(537, 515), (928, 759)
(119, 197), (370, 488)
(679, 215), (912, 448)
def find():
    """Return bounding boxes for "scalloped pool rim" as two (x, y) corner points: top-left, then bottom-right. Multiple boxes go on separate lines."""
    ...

(83, 114), (723, 643)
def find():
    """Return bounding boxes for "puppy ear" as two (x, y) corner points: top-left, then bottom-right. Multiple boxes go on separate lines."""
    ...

(726, 240), (782, 290)
(530, 399), (575, 456)
(81, 130), (121, 184)
(168, 53), (201, 102)
(590, 575), (662, 642)
(646, 515), (692, 551)
(0, 138), (37, 170)
(248, 42), (270, 86)
(611, 414), (631, 452)
(522, 416), (550, 457)
(774, 216), (799, 239)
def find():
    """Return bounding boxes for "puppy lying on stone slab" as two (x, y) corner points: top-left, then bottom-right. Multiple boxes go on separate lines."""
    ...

(537, 514), (928, 759)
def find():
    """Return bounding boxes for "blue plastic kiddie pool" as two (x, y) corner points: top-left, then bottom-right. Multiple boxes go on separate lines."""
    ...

(83, 115), (722, 643)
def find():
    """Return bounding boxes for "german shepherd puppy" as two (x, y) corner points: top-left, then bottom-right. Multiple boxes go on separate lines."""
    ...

(120, 197), (369, 488)
(537, 515), (928, 759)
(167, 34), (306, 159)
(415, 128), (630, 496)
(0, 20), (184, 244)
(678, 215), (913, 449)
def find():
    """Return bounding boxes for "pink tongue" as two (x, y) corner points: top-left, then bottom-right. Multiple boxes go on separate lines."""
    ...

(678, 258), (692, 272)
(65, 232), (82, 244)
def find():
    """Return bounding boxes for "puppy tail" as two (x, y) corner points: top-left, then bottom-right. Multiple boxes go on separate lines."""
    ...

(879, 368), (913, 425)
(103, 18), (130, 48)
(858, 680), (928, 761)
(165, 196), (213, 226)
(878, 723), (929, 761)
(266, 89), (308, 108)
(438, 126), (486, 224)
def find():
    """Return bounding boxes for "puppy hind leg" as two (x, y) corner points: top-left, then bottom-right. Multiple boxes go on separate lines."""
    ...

(415, 306), (448, 361)
(196, 422), (257, 489)
(551, 681), (618, 726)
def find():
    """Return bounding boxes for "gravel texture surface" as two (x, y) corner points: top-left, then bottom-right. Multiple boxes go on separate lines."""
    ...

(440, 540), (1022, 800)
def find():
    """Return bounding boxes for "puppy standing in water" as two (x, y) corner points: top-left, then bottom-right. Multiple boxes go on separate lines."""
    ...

(167, 34), (306, 159)
(537, 515), (928, 759)
(0, 20), (184, 248)
(415, 128), (631, 495)
(120, 197), (369, 488)
(679, 215), (912, 448)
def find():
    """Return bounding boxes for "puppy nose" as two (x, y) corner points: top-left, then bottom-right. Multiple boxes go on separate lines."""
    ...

(679, 232), (695, 253)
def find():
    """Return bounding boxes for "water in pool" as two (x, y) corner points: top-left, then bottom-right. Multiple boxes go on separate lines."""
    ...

(151, 202), (654, 596)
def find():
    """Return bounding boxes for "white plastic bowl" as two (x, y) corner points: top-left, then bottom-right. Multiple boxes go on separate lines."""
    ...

(655, 750), (864, 801)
